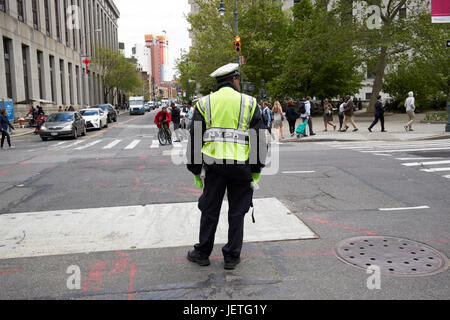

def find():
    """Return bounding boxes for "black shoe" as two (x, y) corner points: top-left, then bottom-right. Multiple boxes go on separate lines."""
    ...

(224, 256), (241, 270)
(310, 133), (316, 136)
(368, 128), (372, 132)
(353, 128), (359, 132)
(187, 250), (210, 267)
(381, 130), (387, 132)
(303, 134), (308, 137)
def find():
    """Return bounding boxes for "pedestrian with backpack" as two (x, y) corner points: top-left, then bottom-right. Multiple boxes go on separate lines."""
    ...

(368, 95), (387, 132)
(341, 96), (358, 132)
(261, 102), (274, 140)
(300, 97), (316, 137)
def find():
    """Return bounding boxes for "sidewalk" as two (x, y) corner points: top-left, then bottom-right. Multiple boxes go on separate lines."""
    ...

(9, 126), (35, 137)
(280, 111), (450, 142)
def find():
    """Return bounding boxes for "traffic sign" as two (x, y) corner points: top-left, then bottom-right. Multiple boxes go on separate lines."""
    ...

(239, 55), (245, 65)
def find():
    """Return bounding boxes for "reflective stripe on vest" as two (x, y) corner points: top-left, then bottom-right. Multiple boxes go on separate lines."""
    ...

(204, 128), (249, 145)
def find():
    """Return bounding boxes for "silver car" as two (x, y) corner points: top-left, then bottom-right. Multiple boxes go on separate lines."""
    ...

(39, 112), (86, 141)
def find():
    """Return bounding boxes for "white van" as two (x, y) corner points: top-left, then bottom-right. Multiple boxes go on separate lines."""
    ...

(129, 96), (145, 115)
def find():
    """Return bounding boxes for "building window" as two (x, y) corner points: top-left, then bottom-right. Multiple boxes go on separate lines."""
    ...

(399, 7), (407, 19)
(32, 0), (39, 29)
(49, 55), (55, 102)
(22, 45), (30, 101)
(63, 0), (70, 46)
(55, 0), (61, 41)
(60, 59), (65, 104)
(3, 38), (13, 99)
(44, 0), (51, 36)
(72, 0), (77, 51)
(75, 65), (80, 105)
(17, 0), (24, 22)
(68, 63), (73, 104)
(0, 0), (6, 12)
(37, 50), (44, 99)
(365, 92), (372, 100)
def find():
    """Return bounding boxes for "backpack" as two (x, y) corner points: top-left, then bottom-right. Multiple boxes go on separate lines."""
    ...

(262, 107), (271, 124)
(298, 102), (306, 114)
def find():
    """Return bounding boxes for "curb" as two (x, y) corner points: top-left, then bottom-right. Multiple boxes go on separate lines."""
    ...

(10, 130), (35, 137)
(281, 134), (450, 143)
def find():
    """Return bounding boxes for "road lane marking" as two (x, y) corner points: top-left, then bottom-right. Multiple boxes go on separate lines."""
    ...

(282, 171), (316, 174)
(103, 139), (122, 149)
(74, 140), (102, 150)
(362, 147), (450, 153)
(443, 175), (450, 179)
(150, 140), (159, 149)
(378, 206), (430, 211)
(124, 139), (141, 150)
(402, 160), (450, 167)
(0, 198), (316, 259)
(420, 167), (450, 173)
(396, 157), (443, 161)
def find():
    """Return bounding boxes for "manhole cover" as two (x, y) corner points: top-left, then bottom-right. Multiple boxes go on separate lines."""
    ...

(335, 236), (449, 276)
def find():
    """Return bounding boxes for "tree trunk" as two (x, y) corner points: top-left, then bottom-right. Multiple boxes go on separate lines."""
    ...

(368, 46), (388, 113)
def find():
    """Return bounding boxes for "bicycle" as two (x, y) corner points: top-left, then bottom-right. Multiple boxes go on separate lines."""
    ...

(158, 122), (172, 146)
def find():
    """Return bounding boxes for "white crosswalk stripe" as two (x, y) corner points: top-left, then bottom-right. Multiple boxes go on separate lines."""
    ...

(74, 140), (103, 150)
(420, 167), (450, 173)
(124, 139), (141, 150)
(318, 140), (450, 181)
(150, 140), (159, 148)
(103, 139), (122, 149)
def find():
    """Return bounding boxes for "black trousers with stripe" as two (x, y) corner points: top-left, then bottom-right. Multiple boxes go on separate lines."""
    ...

(195, 169), (253, 258)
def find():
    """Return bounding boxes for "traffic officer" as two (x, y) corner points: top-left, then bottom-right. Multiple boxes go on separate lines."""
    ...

(186, 63), (267, 270)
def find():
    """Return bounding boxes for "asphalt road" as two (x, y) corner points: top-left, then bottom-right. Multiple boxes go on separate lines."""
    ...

(0, 109), (449, 300)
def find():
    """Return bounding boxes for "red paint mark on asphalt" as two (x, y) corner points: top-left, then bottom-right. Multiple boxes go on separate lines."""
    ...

(0, 170), (10, 175)
(81, 252), (138, 296)
(0, 269), (23, 275)
(425, 239), (450, 244)
(138, 165), (146, 171)
(305, 217), (378, 236)
(132, 178), (141, 191)
(19, 162), (31, 166)
(127, 262), (138, 301)
(82, 261), (107, 291)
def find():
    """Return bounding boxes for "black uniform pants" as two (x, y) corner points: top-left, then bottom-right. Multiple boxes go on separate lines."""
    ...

(369, 113), (385, 131)
(195, 170), (253, 258)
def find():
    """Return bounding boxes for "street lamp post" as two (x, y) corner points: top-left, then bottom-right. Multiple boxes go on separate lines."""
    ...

(219, 0), (240, 90)
(80, 29), (101, 109)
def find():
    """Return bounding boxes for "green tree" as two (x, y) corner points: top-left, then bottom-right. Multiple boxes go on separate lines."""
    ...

(93, 45), (143, 103)
(184, 0), (290, 95)
(268, 0), (364, 101)
(352, 0), (436, 112)
(382, 11), (450, 111)
(175, 50), (197, 101)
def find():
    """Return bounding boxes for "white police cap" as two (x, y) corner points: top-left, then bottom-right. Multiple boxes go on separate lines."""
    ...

(210, 63), (239, 79)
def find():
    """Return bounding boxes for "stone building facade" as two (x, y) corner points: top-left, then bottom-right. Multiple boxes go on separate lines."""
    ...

(0, 0), (120, 120)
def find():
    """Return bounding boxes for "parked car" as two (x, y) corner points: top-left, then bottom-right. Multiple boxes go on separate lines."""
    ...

(39, 112), (86, 141)
(80, 108), (108, 130)
(91, 104), (118, 123)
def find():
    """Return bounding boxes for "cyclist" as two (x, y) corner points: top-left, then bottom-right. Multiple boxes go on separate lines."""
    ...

(154, 106), (172, 142)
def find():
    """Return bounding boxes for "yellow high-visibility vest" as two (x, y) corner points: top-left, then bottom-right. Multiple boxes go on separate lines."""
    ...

(196, 86), (257, 162)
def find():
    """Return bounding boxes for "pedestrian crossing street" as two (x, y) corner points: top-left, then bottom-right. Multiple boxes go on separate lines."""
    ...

(317, 140), (450, 181)
(34, 138), (186, 153)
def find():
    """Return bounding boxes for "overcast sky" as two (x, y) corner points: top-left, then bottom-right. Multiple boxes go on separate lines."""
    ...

(114, 0), (192, 80)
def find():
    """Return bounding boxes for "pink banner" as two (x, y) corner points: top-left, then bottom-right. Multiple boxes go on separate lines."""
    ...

(431, 0), (450, 23)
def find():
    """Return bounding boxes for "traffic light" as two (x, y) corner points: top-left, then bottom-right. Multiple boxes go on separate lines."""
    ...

(235, 36), (241, 55)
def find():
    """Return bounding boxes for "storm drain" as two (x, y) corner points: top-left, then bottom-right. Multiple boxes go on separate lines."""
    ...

(334, 236), (449, 276)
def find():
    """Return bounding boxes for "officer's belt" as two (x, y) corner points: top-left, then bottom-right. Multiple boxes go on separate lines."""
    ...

(203, 128), (249, 145)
